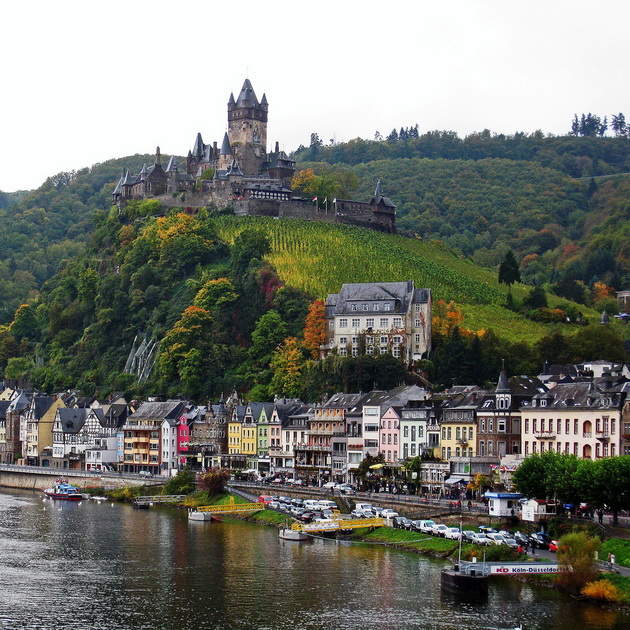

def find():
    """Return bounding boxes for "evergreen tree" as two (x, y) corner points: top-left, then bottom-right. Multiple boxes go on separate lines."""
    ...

(498, 250), (521, 289)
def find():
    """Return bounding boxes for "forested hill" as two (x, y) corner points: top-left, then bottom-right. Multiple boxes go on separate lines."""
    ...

(295, 133), (630, 300)
(297, 130), (630, 178)
(0, 154), (163, 322)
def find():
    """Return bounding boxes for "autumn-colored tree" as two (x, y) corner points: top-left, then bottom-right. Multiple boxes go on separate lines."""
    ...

(432, 299), (464, 337)
(291, 169), (320, 198)
(557, 532), (601, 593)
(197, 468), (230, 495)
(269, 337), (304, 398)
(593, 281), (614, 302)
(303, 300), (326, 358)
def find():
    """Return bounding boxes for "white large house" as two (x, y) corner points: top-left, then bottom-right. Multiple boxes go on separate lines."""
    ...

(521, 381), (628, 459)
(321, 281), (431, 362)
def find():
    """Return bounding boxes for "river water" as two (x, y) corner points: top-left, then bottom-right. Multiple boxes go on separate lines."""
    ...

(0, 489), (628, 630)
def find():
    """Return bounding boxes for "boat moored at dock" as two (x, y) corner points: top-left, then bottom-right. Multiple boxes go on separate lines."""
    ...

(42, 480), (83, 501)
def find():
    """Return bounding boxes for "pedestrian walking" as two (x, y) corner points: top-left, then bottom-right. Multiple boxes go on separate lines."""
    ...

(467, 500), (472, 511)
(598, 509), (604, 524)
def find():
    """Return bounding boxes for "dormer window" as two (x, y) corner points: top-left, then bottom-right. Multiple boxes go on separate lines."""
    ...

(351, 304), (358, 311)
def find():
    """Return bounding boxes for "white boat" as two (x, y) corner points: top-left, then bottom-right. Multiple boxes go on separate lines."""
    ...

(279, 527), (308, 541)
(188, 509), (221, 522)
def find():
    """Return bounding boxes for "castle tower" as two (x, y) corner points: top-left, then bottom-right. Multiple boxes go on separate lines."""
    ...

(227, 79), (268, 176)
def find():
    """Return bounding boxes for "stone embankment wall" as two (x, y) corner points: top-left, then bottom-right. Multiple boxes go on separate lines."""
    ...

(0, 467), (152, 491)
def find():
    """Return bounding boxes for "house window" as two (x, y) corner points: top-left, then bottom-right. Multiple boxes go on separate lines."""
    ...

(366, 336), (373, 344)
(351, 347), (358, 356)
(339, 337), (347, 344)
(374, 304), (379, 311)
(329, 321), (334, 329)
(414, 319), (421, 327)
(393, 317), (402, 327)
(393, 335), (402, 343)
(366, 318), (375, 328)
(351, 336), (359, 345)
(393, 347), (401, 358)
(384, 303), (391, 311)
(339, 318), (348, 328)
(339, 348), (347, 356)
(352, 318), (360, 328)
(351, 304), (357, 311)
(415, 304), (421, 312)
(380, 318), (389, 327)
(362, 304), (368, 311)
(403, 426), (409, 437)
(574, 419), (578, 434)
(498, 419), (506, 433)
(367, 346), (374, 354)
(380, 336), (388, 344)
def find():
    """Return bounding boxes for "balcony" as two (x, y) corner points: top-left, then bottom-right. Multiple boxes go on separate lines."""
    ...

(294, 444), (332, 452)
(456, 438), (468, 445)
(595, 431), (610, 441)
(533, 432), (556, 439)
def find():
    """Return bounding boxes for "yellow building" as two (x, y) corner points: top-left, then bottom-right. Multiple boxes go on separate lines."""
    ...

(440, 398), (477, 460)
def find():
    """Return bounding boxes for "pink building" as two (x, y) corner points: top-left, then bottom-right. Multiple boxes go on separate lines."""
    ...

(379, 407), (401, 463)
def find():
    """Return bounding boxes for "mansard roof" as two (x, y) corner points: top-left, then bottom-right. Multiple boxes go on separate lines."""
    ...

(530, 381), (623, 409)
(327, 281), (429, 316)
(130, 400), (184, 421)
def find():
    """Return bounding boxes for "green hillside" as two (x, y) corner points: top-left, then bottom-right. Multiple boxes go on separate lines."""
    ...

(212, 216), (598, 344)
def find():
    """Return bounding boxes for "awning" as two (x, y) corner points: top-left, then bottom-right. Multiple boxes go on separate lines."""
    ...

(369, 463), (384, 470)
(444, 476), (465, 485)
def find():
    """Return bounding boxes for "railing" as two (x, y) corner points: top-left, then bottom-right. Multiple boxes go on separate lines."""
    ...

(533, 432), (556, 439)
(583, 432), (592, 438)
(294, 444), (332, 452)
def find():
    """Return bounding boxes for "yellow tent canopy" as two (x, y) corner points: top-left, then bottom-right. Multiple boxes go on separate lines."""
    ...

(369, 463), (384, 470)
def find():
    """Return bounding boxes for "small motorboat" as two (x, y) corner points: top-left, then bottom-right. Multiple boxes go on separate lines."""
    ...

(279, 527), (308, 541)
(42, 480), (82, 501)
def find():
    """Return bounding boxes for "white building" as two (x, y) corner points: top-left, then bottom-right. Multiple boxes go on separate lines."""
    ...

(321, 280), (431, 362)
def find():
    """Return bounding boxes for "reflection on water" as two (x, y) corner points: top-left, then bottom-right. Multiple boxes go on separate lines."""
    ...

(0, 488), (628, 629)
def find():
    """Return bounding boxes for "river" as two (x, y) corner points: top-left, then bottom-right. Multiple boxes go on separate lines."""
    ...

(0, 488), (628, 629)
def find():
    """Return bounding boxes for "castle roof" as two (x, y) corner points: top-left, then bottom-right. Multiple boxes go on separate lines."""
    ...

(220, 132), (232, 156)
(193, 132), (205, 158)
(166, 156), (178, 172)
(371, 180), (395, 208)
(235, 79), (260, 108)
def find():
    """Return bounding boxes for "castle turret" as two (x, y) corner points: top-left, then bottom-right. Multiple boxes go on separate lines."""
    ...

(227, 79), (268, 176)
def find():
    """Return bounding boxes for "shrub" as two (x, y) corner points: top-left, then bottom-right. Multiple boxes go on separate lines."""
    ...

(557, 532), (601, 593)
(163, 468), (196, 495)
(581, 579), (622, 602)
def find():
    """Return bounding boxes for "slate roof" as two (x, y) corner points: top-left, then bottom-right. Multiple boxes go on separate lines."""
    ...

(326, 281), (430, 317)
(235, 79), (261, 109)
(220, 132), (232, 155)
(58, 408), (89, 434)
(371, 180), (395, 208)
(129, 400), (184, 421)
(530, 381), (623, 409)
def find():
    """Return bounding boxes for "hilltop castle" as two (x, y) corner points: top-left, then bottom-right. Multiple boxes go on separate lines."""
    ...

(113, 80), (396, 232)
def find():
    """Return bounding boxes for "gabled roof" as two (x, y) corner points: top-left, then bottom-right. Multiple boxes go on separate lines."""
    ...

(32, 395), (54, 419)
(57, 408), (89, 434)
(166, 156), (178, 172)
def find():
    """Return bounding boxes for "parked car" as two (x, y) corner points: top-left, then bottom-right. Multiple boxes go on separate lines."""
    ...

(478, 526), (497, 535)
(461, 530), (477, 543)
(409, 520), (424, 532)
(504, 537), (520, 550)
(381, 509), (400, 519)
(486, 533), (507, 546)
(444, 527), (462, 540)
(513, 531), (529, 546)
(322, 482), (336, 489)
(298, 512), (315, 523)
(529, 532), (552, 549)
(549, 540), (559, 552)
(393, 516), (411, 529)
(418, 520), (436, 534)
(470, 533), (490, 546)
(337, 484), (355, 494)
(431, 523), (450, 537)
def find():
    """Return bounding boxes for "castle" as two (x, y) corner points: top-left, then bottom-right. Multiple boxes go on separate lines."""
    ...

(113, 79), (396, 232)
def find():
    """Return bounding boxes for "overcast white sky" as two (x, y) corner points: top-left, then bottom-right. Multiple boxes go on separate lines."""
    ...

(1, 1), (628, 192)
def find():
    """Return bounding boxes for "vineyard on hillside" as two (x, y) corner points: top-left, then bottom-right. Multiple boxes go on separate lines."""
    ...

(212, 216), (599, 344)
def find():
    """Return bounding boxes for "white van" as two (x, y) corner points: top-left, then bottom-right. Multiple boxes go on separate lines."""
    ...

(318, 500), (337, 511)
(304, 500), (320, 510)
